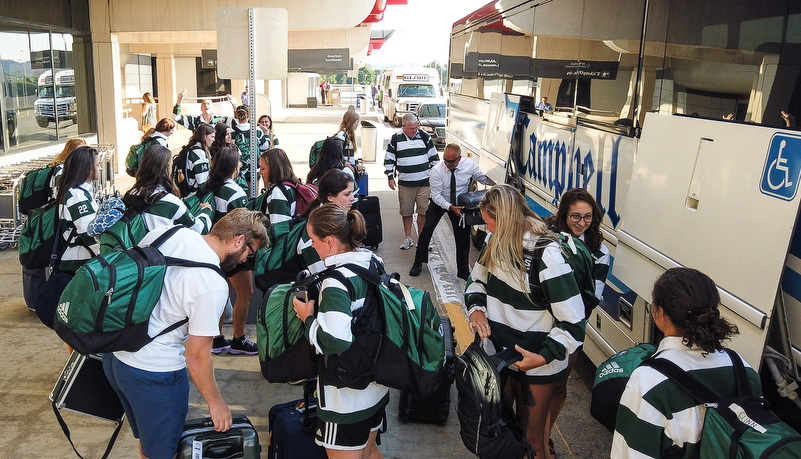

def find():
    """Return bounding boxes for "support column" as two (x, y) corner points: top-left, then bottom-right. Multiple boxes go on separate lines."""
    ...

(156, 54), (177, 121)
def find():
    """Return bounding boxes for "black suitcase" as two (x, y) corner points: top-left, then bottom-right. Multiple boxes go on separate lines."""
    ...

(49, 352), (126, 459)
(178, 415), (260, 459)
(457, 190), (487, 226)
(398, 316), (457, 424)
(268, 379), (327, 459)
(352, 195), (382, 250)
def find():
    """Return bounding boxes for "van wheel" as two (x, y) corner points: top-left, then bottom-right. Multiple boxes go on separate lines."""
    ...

(393, 115), (401, 127)
(384, 114), (390, 122)
(36, 118), (49, 128)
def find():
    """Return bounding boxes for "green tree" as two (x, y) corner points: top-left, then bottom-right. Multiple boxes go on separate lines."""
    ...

(358, 65), (376, 85)
(334, 73), (346, 84)
(425, 60), (448, 84)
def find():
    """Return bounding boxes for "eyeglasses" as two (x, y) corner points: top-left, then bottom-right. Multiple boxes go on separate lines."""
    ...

(245, 241), (257, 259)
(568, 213), (593, 223)
(444, 157), (461, 164)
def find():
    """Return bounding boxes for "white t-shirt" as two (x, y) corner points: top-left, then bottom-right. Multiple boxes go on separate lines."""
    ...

(113, 226), (228, 372)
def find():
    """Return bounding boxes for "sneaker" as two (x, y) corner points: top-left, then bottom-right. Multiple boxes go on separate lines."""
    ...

(409, 264), (422, 277)
(211, 336), (230, 354)
(399, 237), (414, 250)
(229, 335), (258, 355)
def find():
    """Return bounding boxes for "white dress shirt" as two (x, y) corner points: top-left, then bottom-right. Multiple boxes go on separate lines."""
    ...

(429, 156), (487, 211)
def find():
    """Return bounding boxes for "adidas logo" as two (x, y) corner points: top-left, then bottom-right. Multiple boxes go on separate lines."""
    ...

(56, 301), (70, 324)
(598, 361), (624, 378)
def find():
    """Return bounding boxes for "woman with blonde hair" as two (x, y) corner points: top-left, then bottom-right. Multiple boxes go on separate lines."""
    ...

(52, 137), (88, 194)
(257, 114), (279, 148)
(140, 92), (157, 131)
(465, 184), (585, 459)
(334, 110), (360, 165)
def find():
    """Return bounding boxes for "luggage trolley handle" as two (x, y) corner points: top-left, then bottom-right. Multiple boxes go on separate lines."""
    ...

(297, 378), (318, 431)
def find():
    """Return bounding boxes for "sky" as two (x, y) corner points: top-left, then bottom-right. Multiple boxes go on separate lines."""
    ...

(365, 0), (491, 69)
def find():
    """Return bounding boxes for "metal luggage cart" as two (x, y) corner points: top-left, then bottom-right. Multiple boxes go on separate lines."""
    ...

(0, 154), (58, 249)
(92, 143), (117, 201)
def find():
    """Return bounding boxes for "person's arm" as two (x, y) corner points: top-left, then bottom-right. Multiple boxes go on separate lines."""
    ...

(429, 166), (450, 211)
(384, 135), (397, 190)
(424, 133), (439, 166)
(185, 334), (232, 432)
(469, 160), (489, 185)
(593, 243), (611, 300)
(297, 276), (354, 355)
(173, 90), (196, 130)
(533, 243), (586, 365)
(611, 370), (666, 459)
(266, 186), (293, 243)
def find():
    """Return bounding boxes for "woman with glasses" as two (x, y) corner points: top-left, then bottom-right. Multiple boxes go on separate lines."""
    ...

(544, 187), (610, 457)
(203, 146), (256, 356)
(465, 184), (585, 459)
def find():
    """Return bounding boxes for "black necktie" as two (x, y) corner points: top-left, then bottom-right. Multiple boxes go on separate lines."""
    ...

(450, 168), (457, 205)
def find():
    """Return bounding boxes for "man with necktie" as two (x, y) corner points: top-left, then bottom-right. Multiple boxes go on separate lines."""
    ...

(409, 143), (487, 280)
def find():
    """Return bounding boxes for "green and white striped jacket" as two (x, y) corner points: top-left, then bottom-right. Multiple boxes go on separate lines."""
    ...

(464, 232), (586, 383)
(127, 186), (211, 234)
(186, 142), (210, 191)
(383, 129), (439, 187)
(612, 337), (761, 459)
(210, 179), (248, 223)
(263, 184), (296, 244)
(58, 183), (99, 273)
(172, 104), (230, 131)
(304, 250), (390, 424)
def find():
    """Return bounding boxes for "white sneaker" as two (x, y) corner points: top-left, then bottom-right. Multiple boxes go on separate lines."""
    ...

(399, 237), (414, 250)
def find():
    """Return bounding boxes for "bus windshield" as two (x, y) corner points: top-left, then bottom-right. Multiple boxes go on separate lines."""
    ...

(399, 84), (436, 98)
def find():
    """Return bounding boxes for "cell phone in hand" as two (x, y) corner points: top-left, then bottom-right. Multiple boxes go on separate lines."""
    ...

(295, 287), (308, 303)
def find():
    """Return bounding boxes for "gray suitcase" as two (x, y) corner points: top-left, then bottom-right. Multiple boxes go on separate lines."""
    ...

(178, 415), (260, 459)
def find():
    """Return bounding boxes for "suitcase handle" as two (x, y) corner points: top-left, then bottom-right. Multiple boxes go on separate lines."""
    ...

(201, 438), (244, 459)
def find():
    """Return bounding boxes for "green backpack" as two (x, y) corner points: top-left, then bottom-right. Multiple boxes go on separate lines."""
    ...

(182, 188), (216, 226)
(53, 226), (226, 355)
(645, 349), (801, 459)
(320, 261), (446, 399)
(253, 217), (308, 291)
(97, 192), (168, 254)
(591, 343), (657, 431)
(125, 137), (160, 177)
(18, 201), (61, 269)
(257, 270), (352, 384)
(17, 165), (57, 215)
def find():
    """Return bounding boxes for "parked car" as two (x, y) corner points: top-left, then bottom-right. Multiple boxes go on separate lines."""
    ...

(415, 102), (446, 149)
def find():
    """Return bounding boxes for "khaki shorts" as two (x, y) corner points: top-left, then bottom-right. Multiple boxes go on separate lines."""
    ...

(398, 185), (430, 217)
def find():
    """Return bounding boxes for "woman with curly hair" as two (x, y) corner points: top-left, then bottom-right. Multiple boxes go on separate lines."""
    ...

(464, 184), (585, 459)
(612, 267), (754, 458)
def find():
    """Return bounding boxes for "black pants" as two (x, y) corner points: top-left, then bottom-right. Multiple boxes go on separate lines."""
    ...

(413, 201), (471, 274)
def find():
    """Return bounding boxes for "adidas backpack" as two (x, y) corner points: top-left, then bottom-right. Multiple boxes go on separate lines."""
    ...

(54, 226), (225, 355)
(590, 343), (657, 431)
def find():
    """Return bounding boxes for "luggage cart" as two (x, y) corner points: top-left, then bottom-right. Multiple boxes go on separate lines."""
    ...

(92, 143), (117, 201)
(0, 154), (59, 249)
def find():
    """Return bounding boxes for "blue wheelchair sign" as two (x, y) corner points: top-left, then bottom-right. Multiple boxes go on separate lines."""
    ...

(761, 133), (801, 201)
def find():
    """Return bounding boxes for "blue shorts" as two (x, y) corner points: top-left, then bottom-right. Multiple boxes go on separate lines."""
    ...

(103, 354), (189, 459)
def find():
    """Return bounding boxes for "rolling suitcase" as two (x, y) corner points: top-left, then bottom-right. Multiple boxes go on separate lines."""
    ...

(268, 379), (327, 459)
(357, 172), (369, 196)
(398, 316), (457, 424)
(352, 195), (382, 250)
(178, 415), (260, 459)
(49, 352), (126, 459)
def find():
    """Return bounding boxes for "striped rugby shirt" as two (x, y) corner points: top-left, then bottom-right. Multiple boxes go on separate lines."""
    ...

(186, 142), (210, 191)
(58, 183), (99, 272)
(612, 337), (761, 459)
(304, 250), (390, 424)
(263, 184), (296, 244)
(577, 234), (611, 301)
(210, 178), (248, 223)
(383, 129), (439, 187)
(172, 104), (230, 131)
(333, 130), (356, 165)
(231, 121), (271, 191)
(126, 186), (211, 234)
(465, 232), (586, 383)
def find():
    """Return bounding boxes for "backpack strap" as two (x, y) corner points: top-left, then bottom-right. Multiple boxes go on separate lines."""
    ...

(52, 400), (123, 459)
(642, 356), (722, 404)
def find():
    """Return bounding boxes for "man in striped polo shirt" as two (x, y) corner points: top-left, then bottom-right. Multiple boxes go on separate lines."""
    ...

(384, 113), (440, 249)
(173, 89), (237, 131)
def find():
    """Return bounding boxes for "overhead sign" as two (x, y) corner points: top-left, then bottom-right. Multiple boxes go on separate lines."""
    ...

(288, 49), (350, 72)
(217, 7), (288, 80)
(30, 50), (72, 70)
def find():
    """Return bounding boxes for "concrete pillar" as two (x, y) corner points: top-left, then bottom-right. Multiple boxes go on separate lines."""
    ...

(92, 34), (125, 171)
(156, 53), (177, 120)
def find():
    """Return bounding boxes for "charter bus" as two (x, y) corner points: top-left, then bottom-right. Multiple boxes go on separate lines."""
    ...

(447, 0), (801, 423)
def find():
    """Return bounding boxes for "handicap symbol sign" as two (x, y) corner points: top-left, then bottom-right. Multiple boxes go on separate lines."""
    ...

(760, 133), (801, 201)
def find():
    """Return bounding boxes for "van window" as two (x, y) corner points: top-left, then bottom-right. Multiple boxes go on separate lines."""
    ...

(399, 84), (436, 98)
